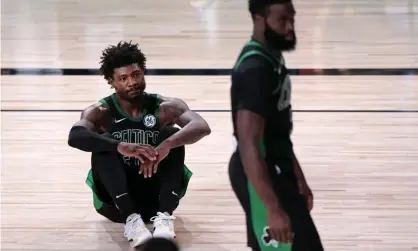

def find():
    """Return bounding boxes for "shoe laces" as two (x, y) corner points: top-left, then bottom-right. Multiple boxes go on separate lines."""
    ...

(150, 212), (175, 229)
(124, 214), (145, 238)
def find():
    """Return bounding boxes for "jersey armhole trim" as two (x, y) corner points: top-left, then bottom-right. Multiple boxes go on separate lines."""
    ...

(259, 137), (266, 158)
(98, 98), (110, 109)
(154, 94), (161, 124)
(233, 50), (276, 71)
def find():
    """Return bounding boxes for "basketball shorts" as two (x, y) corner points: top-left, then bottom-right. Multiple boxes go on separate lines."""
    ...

(228, 151), (324, 251)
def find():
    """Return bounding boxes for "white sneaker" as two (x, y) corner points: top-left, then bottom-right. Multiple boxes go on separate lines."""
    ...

(150, 212), (176, 239)
(124, 213), (152, 247)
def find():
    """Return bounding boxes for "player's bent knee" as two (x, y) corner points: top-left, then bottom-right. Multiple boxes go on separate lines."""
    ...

(92, 149), (119, 160)
(156, 126), (180, 144)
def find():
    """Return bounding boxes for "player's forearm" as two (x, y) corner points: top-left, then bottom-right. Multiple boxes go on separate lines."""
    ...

(161, 121), (211, 149)
(239, 143), (282, 211)
(68, 125), (119, 152)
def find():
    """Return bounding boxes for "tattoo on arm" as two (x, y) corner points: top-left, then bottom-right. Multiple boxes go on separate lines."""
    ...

(67, 103), (118, 153)
(158, 97), (211, 148)
(74, 103), (110, 132)
(159, 97), (205, 127)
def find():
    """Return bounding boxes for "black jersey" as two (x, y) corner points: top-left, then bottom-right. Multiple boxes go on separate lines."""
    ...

(98, 92), (162, 167)
(230, 39), (293, 162)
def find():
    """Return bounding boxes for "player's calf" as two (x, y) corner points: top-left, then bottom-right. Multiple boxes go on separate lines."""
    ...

(92, 151), (153, 247)
(150, 126), (186, 239)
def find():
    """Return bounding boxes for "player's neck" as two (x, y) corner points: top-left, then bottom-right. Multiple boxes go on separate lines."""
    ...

(115, 93), (146, 117)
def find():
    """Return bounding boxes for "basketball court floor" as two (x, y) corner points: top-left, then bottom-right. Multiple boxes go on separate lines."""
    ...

(1, 0), (418, 250)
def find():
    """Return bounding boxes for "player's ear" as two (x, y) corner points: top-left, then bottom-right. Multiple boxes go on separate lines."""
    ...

(107, 77), (115, 89)
(254, 13), (264, 21)
(253, 14), (266, 30)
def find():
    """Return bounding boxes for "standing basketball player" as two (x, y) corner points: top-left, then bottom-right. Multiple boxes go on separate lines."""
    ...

(67, 41), (211, 248)
(229, 1), (324, 251)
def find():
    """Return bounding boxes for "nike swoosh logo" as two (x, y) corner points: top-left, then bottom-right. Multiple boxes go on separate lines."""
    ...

(116, 193), (128, 199)
(275, 165), (281, 175)
(114, 118), (126, 123)
(172, 191), (178, 196)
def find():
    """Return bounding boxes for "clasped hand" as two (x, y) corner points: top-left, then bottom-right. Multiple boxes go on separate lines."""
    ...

(117, 141), (171, 178)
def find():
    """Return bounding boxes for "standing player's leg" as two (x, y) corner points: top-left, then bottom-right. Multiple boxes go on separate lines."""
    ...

(228, 152), (261, 251)
(229, 152), (292, 251)
(150, 126), (189, 239)
(277, 178), (324, 251)
(229, 151), (324, 251)
(261, 157), (324, 251)
(90, 150), (153, 247)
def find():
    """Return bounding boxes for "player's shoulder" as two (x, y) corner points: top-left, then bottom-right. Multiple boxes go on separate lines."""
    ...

(233, 53), (276, 75)
(144, 92), (169, 107)
(150, 93), (183, 104)
(89, 102), (108, 111)
(81, 101), (109, 119)
(144, 92), (164, 102)
(154, 95), (192, 117)
(157, 95), (188, 108)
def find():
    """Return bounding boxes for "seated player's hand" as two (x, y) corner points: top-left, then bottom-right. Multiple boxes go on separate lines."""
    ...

(152, 141), (172, 171)
(139, 159), (156, 178)
(117, 142), (158, 163)
(140, 142), (171, 178)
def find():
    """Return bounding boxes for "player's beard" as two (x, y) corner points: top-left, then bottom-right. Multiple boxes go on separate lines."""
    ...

(119, 89), (144, 103)
(264, 21), (296, 52)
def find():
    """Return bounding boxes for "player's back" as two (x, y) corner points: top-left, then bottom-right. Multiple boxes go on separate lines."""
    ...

(230, 40), (293, 162)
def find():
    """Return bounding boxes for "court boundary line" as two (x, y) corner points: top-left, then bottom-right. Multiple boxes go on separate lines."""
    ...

(1, 109), (417, 113)
(2, 68), (418, 76)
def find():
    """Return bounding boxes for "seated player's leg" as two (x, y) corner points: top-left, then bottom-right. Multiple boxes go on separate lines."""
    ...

(125, 166), (161, 223)
(150, 126), (187, 239)
(90, 170), (125, 223)
(90, 150), (152, 247)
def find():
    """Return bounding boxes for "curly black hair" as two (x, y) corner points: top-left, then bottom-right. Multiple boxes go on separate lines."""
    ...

(99, 41), (147, 80)
(249, 0), (291, 18)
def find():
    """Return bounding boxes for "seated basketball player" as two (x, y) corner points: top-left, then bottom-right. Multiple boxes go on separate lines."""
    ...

(67, 41), (211, 248)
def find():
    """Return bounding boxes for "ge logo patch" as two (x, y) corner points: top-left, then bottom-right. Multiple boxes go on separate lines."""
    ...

(261, 226), (279, 248)
(143, 114), (156, 128)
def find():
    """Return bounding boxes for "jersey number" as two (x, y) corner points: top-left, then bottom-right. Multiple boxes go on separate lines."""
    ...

(276, 75), (291, 111)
